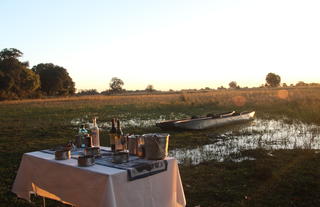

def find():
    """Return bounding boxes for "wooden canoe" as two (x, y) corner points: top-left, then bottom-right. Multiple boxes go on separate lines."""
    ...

(156, 111), (255, 130)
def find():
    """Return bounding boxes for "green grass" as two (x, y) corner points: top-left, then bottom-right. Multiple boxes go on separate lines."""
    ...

(181, 149), (320, 207)
(1, 88), (320, 206)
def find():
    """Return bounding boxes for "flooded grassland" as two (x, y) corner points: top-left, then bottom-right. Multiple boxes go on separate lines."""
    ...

(171, 118), (320, 164)
(69, 113), (320, 207)
(1, 88), (320, 207)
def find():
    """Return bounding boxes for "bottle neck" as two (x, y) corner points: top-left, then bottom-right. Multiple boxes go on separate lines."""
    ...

(110, 120), (116, 133)
(117, 120), (121, 129)
(116, 120), (122, 135)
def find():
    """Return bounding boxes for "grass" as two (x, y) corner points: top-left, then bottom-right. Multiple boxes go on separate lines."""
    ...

(181, 149), (320, 207)
(1, 87), (320, 206)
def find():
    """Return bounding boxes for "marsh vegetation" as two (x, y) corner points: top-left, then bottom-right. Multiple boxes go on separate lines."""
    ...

(1, 87), (320, 206)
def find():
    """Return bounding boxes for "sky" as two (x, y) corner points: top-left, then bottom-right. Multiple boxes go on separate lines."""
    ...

(1, 0), (320, 91)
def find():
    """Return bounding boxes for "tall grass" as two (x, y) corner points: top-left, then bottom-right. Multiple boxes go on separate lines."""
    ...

(1, 87), (320, 123)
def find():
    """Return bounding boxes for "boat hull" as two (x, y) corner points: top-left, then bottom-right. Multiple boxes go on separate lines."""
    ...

(157, 111), (255, 130)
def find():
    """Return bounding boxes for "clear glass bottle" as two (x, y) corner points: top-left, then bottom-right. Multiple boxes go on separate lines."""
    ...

(109, 118), (116, 152)
(91, 117), (100, 147)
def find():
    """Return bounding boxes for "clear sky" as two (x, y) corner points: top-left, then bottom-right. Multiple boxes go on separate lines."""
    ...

(1, 0), (320, 91)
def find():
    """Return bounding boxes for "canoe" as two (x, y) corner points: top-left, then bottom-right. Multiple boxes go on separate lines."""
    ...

(156, 111), (255, 130)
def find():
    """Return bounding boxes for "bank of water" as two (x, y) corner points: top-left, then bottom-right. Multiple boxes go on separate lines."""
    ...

(170, 119), (320, 165)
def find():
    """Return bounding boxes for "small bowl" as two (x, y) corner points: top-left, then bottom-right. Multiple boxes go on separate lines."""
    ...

(112, 152), (129, 164)
(55, 150), (71, 160)
(78, 155), (95, 167)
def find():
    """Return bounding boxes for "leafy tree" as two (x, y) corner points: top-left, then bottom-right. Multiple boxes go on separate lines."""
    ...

(32, 63), (75, 96)
(0, 48), (40, 100)
(266, 72), (281, 87)
(229, 81), (239, 89)
(109, 77), (124, 93)
(0, 48), (23, 61)
(145, 84), (155, 92)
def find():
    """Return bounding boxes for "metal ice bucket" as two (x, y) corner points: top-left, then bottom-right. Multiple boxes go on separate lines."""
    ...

(143, 133), (169, 160)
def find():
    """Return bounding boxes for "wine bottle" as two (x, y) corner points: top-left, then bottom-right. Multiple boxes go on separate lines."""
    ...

(115, 119), (124, 151)
(109, 118), (116, 152)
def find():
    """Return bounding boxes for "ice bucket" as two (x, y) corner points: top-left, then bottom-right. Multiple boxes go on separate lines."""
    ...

(143, 133), (169, 160)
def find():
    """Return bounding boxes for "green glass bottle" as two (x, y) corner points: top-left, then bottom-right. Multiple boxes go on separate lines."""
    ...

(109, 118), (116, 152)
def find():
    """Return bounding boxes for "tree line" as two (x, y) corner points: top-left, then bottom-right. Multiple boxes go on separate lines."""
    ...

(0, 48), (75, 100)
(1, 48), (319, 100)
(0, 48), (156, 100)
(225, 73), (281, 90)
(227, 73), (320, 90)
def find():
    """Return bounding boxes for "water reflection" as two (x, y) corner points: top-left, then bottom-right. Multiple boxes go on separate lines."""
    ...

(70, 113), (188, 129)
(169, 119), (320, 165)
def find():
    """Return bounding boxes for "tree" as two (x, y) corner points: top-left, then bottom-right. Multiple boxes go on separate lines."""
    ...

(145, 84), (155, 92)
(77, 89), (99, 96)
(309, 82), (320, 87)
(296, 81), (307, 87)
(0, 48), (23, 61)
(217, 86), (226, 90)
(229, 81), (239, 89)
(0, 48), (40, 100)
(109, 77), (124, 93)
(266, 72), (281, 87)
(32, 63), (75, 96)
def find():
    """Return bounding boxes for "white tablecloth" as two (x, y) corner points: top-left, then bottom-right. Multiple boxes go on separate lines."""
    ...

(12, 148), (186, 207)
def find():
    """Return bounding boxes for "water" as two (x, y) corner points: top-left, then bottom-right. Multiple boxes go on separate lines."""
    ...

(169, 119), (320, 165)
(70, 113), (188, 129)
(71, 116), (320, 165)
(71, 117), (165, 129)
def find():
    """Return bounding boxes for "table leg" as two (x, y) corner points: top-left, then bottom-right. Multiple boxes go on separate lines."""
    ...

(42, 196), (46, 207)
